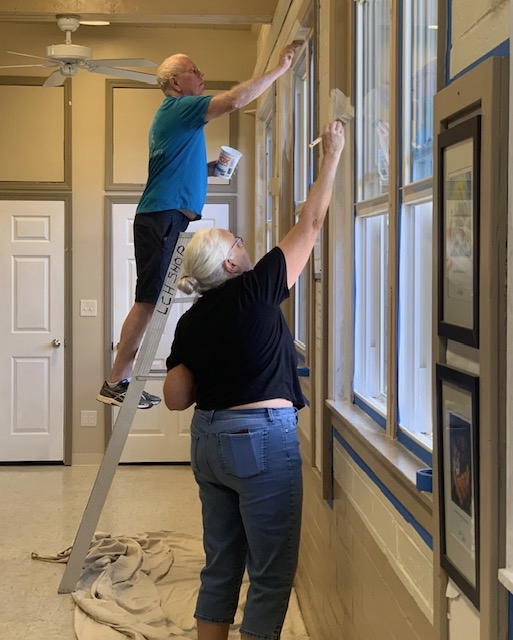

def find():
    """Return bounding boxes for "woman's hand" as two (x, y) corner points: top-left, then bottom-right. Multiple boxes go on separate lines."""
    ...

(322, 120), (345, 158)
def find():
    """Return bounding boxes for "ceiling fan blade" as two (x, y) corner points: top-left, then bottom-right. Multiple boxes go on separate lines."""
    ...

(89, 58), (156, 67)
(0, 64), (47, 68)
(7, 50), (55, 63)
(89, 66), (158, 84)
(43, 70), (66, 87)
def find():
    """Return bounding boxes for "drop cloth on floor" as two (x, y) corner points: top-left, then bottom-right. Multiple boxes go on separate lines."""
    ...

(37, 531), (310, 640)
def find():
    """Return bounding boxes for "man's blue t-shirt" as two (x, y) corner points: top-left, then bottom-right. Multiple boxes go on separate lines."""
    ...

(136, 94), (212, 217)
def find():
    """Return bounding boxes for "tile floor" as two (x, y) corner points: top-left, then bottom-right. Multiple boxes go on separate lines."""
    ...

(0, 464), (202, 639)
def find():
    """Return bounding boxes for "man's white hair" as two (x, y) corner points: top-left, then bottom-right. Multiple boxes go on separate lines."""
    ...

(156, 54), (190, 94)
(178, 228), (233, 295)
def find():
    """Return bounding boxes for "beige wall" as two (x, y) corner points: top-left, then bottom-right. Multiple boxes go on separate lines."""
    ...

(0, 21), (257, 460)
(297, 438), (436, 640)
(450, 0), (509, 77)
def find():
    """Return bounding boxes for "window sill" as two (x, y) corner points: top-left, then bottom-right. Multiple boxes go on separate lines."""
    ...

(326, 398), (433, 534)
(498, 568), (513, 595)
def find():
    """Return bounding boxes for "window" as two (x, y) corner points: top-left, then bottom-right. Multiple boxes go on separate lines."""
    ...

(403, 0), (437, 183)
(354, 0), (390, 414)
(353, 0), (437, 455)
(354, 213), (389, 415)
(398, 0), (437, 447)
(264, 115), (275, 254)
(398, 201), (433, 445)
(292, 42), (314, 351)
(356, 0), (391, 201)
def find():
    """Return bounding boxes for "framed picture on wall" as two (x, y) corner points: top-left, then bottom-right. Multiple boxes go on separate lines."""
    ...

(437, 115), (481, 347)
(436, 363), (480, 608)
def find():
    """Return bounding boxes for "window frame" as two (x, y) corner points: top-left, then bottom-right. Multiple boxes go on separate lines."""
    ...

(352, 0), (437, 460)
(291, 37), (315, 360)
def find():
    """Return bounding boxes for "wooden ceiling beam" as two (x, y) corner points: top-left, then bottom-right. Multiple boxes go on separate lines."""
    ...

(0, 0), (277, 25)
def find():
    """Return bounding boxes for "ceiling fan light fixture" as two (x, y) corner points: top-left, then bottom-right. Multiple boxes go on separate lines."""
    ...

(80, 21), (111, 26)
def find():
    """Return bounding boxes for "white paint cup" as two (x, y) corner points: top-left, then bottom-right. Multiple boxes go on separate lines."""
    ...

(214, 145), (242, 178)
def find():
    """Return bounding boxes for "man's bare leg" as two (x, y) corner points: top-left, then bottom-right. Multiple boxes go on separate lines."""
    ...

(197, 620), (229, 640)
(108, 302), (155, 383)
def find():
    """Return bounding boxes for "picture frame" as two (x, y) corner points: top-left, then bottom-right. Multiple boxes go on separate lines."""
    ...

(437, 115), (481, 347)
(436, 363), (480, 608)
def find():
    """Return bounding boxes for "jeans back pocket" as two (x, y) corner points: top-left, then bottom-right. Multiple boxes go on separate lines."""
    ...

(218, 429), (268, 478)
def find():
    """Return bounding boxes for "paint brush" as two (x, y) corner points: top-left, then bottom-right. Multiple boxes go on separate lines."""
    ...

(309, 117), (349, 149)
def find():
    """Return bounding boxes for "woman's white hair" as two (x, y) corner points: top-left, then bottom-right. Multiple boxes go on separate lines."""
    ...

(178, 228), (233, 295)
(156, 54), (189, 94)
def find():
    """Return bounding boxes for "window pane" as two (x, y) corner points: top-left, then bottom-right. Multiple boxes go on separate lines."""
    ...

(294, 51), (308, 204)
(354, 213), (389, 413)
(398, 201), (433, 447)
(293, 46), (311, 350)
(403, 0), (437, 183)
(295, 266), (309, 348)
(356, 0), (391, 201)
(264, 117), (274, 253)
(265, 119), (273, 224)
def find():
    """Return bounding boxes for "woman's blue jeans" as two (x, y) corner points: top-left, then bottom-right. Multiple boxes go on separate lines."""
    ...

(190, 407), (303, 640)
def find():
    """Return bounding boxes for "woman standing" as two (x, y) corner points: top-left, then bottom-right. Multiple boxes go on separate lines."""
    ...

(164, 121), (345, 640)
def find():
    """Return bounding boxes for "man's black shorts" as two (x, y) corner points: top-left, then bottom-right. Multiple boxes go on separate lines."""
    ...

(133, 210), (190, 304)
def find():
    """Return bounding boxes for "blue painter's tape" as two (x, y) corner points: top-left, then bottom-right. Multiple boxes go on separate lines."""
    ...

(449, 39), (510, 84)
(416, 469), (433, 493)
(353, 395), (386, 430)
(445, 0), (453, 85)
(397, 427), (433, 467)
(333, 427), (433, 549)
(509, 592), (513, 639)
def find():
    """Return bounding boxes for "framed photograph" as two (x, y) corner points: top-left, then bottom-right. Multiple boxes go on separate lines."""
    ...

(437, 116), (481, 347)
(436, 363), (480, 608)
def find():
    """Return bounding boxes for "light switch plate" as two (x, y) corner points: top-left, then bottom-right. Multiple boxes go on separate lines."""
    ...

(80, 410), (97, 427)
(80, 299), (97, 317)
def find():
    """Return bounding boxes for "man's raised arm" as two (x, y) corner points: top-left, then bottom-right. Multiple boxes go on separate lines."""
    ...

(205, 43), (299, 122)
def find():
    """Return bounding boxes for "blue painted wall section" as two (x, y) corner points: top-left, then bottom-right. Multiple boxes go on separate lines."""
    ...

(333, 427), (433, 549)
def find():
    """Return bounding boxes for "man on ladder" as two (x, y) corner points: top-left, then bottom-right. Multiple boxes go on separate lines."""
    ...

(97, 44), (299, 409)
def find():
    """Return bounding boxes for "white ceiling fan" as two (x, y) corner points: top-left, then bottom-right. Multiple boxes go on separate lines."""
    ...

(0, 14), (158, 87)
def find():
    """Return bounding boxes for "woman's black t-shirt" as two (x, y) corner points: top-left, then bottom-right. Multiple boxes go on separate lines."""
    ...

(166, 246), (305, 410)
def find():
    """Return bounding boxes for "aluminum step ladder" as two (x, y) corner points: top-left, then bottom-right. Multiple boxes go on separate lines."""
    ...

(58, 231), (193, 594)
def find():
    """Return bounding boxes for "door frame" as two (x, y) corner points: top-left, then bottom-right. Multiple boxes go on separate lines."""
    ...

(103, 194), (237, 449)
(0, 191), (72, 464)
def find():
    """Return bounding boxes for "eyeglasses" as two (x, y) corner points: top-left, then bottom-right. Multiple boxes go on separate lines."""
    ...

(183, 66), (203, 77)
(227, 236), (244, 259)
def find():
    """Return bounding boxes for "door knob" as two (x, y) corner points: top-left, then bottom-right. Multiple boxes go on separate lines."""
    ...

(52, 338), (62, 347)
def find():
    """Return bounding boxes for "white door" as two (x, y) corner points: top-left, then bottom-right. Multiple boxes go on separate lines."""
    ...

(111, 202), (231, 462)
(0, 200), (65, 461)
